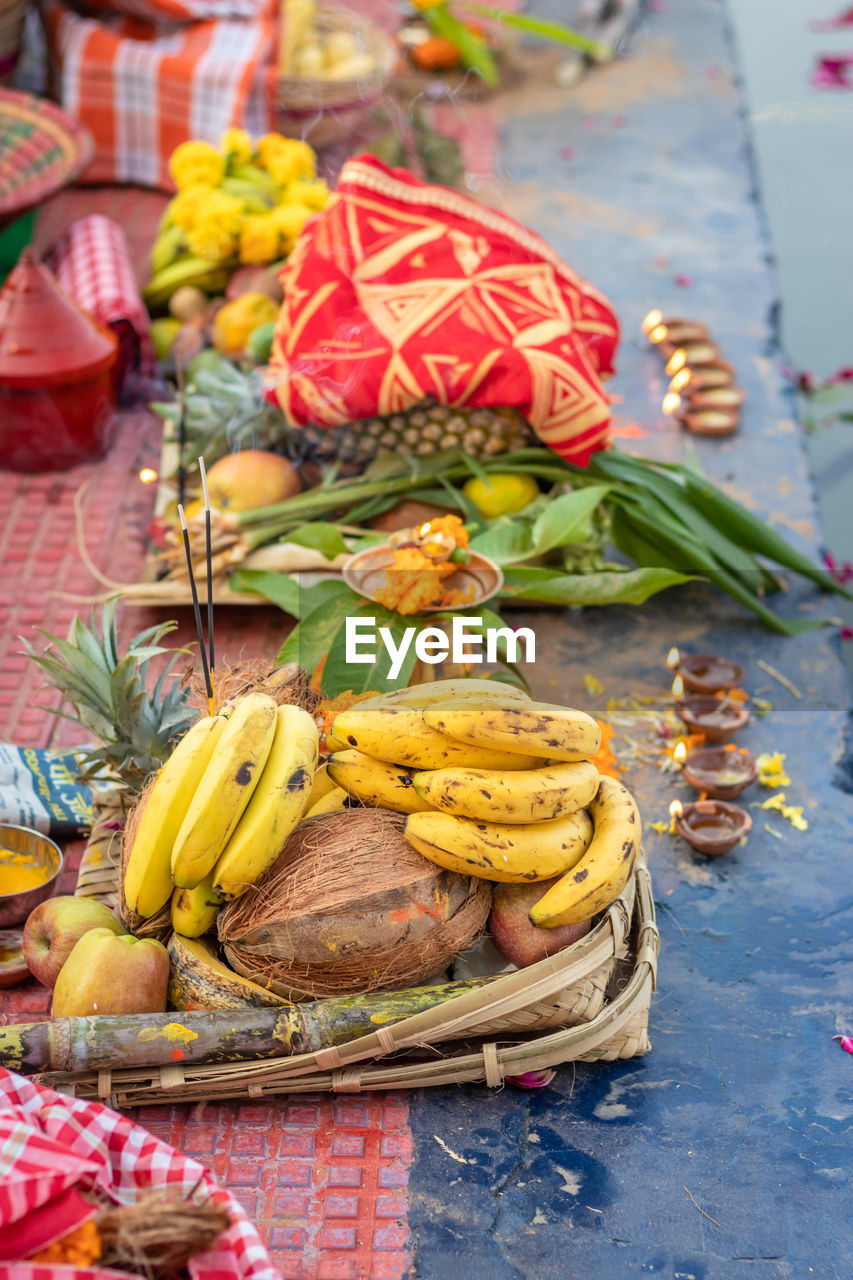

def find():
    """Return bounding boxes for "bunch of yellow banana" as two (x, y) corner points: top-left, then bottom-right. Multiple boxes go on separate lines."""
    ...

(326, 679), (642, 925)
(124, 693), (318, 935)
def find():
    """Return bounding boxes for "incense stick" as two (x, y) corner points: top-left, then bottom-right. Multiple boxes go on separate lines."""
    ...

(198, 457), (215, 716)
(178, 503), (213, 708)
(176, 362), (187, 510)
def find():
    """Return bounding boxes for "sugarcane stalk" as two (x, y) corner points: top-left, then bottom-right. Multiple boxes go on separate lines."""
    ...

(1, 976), (497, 1074)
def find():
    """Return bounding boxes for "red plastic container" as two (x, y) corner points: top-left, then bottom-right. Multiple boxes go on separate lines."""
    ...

(0, 248), (118, 471)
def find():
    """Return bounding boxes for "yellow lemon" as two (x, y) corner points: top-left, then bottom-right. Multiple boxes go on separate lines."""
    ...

(463, 473), (540, 519)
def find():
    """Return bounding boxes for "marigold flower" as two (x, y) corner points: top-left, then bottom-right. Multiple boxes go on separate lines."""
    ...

(170, 182), (217, 232)
(221, 127), (254, 166)
(186, 216), (237, 262)
(270, 202), (314, 252)
(261, 138), (317, 185)
(286, 177), (331, 210)
(169, 140), (225, 190)
(239, 215), (282, 265)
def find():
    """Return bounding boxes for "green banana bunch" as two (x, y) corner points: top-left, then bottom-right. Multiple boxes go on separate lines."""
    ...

(149, 224), (186, 276)
(230, 163), (280, 196)
(220, 178), (274, 214)
(143, 257), (232, 311)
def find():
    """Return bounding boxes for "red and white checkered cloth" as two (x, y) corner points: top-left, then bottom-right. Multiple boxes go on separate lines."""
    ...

(44, 215), (154, 384)
(41, 0), (277, 189)
(0, 1068), (278, 1279)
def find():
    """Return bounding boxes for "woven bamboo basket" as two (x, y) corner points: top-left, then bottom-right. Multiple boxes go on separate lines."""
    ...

(55, 841), (657, 1108)
(0, 87), (94, 230)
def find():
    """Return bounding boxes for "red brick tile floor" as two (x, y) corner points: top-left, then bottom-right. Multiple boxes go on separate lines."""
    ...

(0, 188), (417, 1279)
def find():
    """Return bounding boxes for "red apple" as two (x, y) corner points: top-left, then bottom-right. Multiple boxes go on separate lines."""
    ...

(52, 929), (169, 1018)
(489, 880), (591, 968)
(22, 896), (126, 988)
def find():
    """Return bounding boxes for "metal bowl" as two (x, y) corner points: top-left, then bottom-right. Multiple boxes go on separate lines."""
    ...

(0, 824), (64, 927)
(343, 545), (504, 613)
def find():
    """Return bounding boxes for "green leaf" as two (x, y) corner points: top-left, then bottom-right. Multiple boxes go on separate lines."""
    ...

(469, 520), (534, 566)
(229, 568), (303, 617)
(320, 603), (419, 697)
(277, 592), (358, 673)
(530, 485), (610, 556)
(502, 567), (695, 607)
(436, 474), (482, 524)
(423, 5), (499, 86)
(462, 2), (611, 57)
(683, 474), (853, 600)
(343, 493), (400, 523)
(284, 523), (349, 561)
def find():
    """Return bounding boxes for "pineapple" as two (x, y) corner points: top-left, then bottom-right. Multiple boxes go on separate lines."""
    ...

(299, 399), (535, 467)
(23, 602), (196, 797)
(153, 361), (536, 475)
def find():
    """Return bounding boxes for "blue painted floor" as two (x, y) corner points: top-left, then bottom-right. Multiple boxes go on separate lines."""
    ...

(406, 2), (853, 1276)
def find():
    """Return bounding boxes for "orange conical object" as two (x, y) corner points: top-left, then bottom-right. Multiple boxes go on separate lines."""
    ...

(0, 248), (118, 471)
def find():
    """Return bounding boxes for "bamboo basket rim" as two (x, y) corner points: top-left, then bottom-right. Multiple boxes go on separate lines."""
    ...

(53, 853), (658, 1107)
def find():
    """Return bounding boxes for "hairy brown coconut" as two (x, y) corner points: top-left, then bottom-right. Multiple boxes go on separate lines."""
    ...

(218, 808), (491, 998)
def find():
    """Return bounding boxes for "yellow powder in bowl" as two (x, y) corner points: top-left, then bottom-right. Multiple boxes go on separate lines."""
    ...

(0, 850), (50, 896)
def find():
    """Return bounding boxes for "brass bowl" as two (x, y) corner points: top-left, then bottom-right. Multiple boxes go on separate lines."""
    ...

(0, 824), (64, 927)
(343, 545), (503, 613)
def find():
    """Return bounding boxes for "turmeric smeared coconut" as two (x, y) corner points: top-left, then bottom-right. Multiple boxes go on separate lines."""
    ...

(218, 808), (491, 998)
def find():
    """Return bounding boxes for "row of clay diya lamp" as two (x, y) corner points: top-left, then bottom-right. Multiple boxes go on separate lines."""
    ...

(666, 648), (754, 856)
(642, 311), (745, 438)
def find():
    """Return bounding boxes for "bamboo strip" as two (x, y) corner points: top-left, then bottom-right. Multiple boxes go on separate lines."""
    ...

(44, 857), (657, 1105)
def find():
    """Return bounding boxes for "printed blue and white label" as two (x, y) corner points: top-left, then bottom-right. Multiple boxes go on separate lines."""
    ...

(0, 744), (94, 839)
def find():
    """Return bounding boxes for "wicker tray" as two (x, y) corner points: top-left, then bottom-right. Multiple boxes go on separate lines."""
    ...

(61, 812), (657, 1106)
(0, 88), (93, 230)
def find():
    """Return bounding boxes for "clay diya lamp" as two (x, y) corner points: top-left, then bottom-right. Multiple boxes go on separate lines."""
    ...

(654, 319), (709, 348)
(680, 360), (736, 391)
(387, 523), (457, 563)
(681, 746), (758, 800)
(677, 653), (745, 694)
(689, 386), (745, 413)
(661, 337), (721, 363)
(681, 407), (740, 437)
(675, 694), (749, 742)
(0, 929), (28, 988)
(675, 799), (752, 855)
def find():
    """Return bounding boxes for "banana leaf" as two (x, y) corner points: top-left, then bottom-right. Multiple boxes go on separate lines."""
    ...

(500, 565), (695, 607)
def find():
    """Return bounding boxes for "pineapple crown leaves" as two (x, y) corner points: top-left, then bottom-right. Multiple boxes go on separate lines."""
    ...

(22, 600), (197, 793)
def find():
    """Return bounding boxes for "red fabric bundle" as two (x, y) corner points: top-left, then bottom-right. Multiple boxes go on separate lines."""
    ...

(269, 155), (620, 465)
(44, 215), (155, 386)
(0, 1068), (278, 1279)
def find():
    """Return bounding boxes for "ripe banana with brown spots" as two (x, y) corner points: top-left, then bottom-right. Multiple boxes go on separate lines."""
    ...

(212, 703), (319, 900)
(331, 704), (545, 771)
(411, 759), (599, 824)
(403, 808), (593, 882)
(171, 692), (277, 889)
(365, 679), (530, 709)
(327, 750), (433, 814)
(423, 698), (601, 763)
(529, 775), (641, 927)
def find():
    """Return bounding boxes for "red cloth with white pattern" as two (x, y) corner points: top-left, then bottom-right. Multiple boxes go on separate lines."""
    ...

(269, 154), (620, 465)
(44, 215), (154, 385)
(0, 1068), (278, 1279)
(41, 0), (276, 189)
